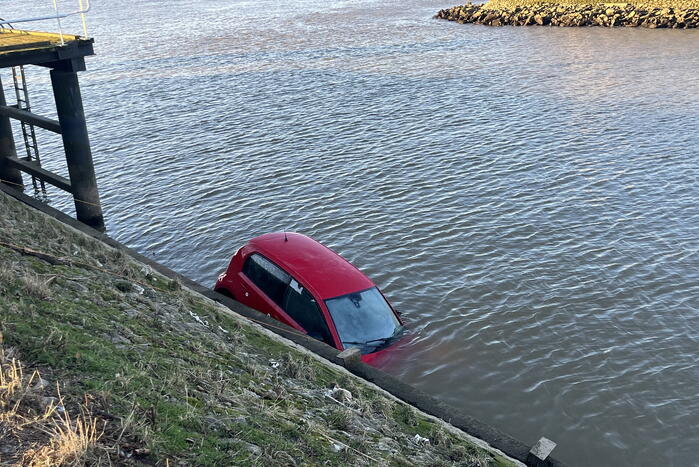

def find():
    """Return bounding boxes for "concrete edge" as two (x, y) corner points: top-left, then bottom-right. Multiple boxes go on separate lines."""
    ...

(0, 184), (565, 467)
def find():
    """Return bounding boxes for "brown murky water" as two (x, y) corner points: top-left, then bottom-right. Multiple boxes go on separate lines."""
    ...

(4, 1), (699, 465)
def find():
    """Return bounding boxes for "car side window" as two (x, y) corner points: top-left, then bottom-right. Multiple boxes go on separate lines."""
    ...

(242, 254), (290, 307)
(283, 279), (334, 346)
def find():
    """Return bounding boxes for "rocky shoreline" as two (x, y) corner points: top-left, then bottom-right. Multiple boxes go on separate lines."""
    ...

(436, 2), (699, 27)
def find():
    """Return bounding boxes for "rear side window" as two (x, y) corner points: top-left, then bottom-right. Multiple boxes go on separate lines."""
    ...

(283, 280), (334, 346)
(242, 254), (290, 307)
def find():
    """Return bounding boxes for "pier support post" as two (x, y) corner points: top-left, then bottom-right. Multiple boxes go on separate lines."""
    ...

(50, 68), (104, 232)
(0, 75), (24, 190)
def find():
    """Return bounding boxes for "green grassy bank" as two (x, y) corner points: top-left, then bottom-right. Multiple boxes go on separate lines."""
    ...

(0, 191), (520, 466)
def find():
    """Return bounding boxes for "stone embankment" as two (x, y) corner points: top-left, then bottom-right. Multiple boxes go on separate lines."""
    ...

(436, 2), (699, 27)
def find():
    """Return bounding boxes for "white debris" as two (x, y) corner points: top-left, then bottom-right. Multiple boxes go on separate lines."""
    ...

(132, 283), (145, 295)
(331, 385), (353, 403)
(187, 310), (209, 327)
(412, 434), (430, 446)
(269, 359), (281, 369)
(330, 442), (345, 452)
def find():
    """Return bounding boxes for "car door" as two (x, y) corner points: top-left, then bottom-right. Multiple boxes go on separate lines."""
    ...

(238, 253), (301, 329)
(281, 279), (338, 348)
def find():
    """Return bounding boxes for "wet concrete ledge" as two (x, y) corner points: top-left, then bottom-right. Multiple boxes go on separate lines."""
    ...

(0, 183), (564, 467)
(436, 2), (699, 27)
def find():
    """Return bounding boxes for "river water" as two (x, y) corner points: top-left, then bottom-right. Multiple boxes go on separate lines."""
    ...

(4, 1), (699, 465)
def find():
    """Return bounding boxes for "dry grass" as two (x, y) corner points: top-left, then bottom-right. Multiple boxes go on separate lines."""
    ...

(0, 347), (32, 422)
(279, 352), (316, 380)
(0, 259), (52, 300)
(22, 407), (102, 467)
(0, 265), (14, 290)
(21, 272), (52, 300)
(0, 347), (103, 466)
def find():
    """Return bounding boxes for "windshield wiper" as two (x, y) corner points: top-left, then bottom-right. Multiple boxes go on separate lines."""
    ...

(342, 327), (404, 348)
(343, 337), (391, 346)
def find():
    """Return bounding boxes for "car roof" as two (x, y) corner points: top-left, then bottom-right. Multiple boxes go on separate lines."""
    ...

(247, 232), (375, 300)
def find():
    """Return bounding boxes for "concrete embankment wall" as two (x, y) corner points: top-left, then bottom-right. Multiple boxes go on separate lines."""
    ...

(0, 183), (563, 466)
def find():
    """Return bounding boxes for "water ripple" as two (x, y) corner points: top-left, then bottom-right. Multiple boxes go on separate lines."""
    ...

(8, 0), (699, 465)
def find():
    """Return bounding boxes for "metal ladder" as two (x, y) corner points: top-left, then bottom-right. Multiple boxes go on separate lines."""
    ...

(11, 65), (46, 193)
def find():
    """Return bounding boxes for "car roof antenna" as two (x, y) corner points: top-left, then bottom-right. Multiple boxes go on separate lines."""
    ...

(284, 232), (288, 242)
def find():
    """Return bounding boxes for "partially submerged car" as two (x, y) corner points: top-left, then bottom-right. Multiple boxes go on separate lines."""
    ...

(214, 232), (404, 364)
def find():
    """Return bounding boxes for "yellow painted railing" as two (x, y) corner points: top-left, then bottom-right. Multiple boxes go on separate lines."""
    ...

(0, 0), (91, 44)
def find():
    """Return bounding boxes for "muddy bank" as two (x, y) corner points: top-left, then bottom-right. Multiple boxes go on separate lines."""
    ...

(436, 2), (699, 27)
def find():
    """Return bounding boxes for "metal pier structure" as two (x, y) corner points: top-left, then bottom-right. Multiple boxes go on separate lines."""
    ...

(0, 28), (104, 231)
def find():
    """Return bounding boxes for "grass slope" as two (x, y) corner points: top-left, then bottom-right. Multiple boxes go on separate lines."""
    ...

(0, 191), (519, 467)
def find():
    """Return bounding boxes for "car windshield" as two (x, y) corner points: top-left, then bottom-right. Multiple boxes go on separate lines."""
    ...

(325, 287), (401, 352)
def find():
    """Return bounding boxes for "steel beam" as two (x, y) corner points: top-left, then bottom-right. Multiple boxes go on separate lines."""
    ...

(0, 38), (93, 69)
(50, 67), (104, 231)
(0, 104), (62, 133)
(0, 75), (23, 189)
(5, 157), (72, 192)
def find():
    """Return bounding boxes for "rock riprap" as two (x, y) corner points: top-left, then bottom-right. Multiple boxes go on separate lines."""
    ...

(436, 3), (699, 27)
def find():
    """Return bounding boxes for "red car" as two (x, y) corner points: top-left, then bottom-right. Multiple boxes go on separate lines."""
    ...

(214, 232), (404, 364)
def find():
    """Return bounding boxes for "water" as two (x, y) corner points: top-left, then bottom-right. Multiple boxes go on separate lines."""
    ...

(4, 1), (699, 465)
